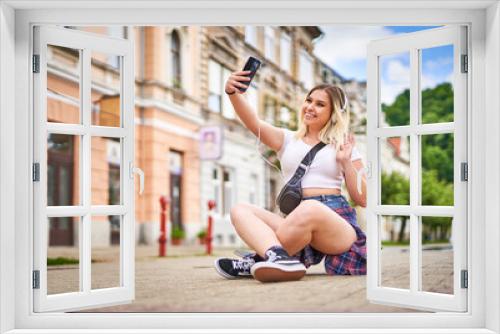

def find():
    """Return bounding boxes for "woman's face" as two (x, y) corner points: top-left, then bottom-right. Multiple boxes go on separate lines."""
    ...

(301, 89), (332, 130)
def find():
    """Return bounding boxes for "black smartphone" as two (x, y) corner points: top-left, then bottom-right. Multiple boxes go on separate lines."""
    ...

(239, 56), (261, 93)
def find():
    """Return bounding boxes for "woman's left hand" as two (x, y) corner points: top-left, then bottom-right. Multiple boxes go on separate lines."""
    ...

(336, 133), (355, 166)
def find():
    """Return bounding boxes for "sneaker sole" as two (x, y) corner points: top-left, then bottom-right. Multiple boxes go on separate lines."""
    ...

(213, 259), (251, 279)
(251, 262), (306, 283)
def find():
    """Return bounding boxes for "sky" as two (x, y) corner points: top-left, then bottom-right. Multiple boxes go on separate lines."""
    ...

(314, 26), (454, 104)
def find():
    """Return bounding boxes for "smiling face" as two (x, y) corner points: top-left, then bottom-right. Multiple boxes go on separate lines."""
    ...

(301, 89), (333, 131)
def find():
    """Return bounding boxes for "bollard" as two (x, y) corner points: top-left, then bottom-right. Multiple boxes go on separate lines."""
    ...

(206, 200), (216, 255)
(159, 196), (170, 257)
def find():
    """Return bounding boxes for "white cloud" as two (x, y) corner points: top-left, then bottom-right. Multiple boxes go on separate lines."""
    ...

(381, 59), (410, 105)
(381, 58), (454, 104)
(424, 57), (453, 71)
(315, 26), (394, 79)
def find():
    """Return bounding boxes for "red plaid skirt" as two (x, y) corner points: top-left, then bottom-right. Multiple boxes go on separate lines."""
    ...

(297, 195), (367, 275)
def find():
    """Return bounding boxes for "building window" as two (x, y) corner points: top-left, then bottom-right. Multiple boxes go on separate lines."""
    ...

(264, 26), (275, 62)
(212, 166), (235, 216)
(265, 97), (276, 124)
(246, 83), (259, 113)
(171, 30), (182, 88)
(245, 26), (257, 47)
(169, 150), (183, 231)
(208, 59), (235, 119)
(280, 32), (291, 73)
(299, 49), (314, 90)
(279, 105), (291, 127)
(249, 173), (258, 205)
(222, 168), (235, 216)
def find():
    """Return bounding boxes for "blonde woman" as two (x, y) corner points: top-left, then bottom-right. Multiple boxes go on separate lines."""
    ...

(214, 70), (367, 282)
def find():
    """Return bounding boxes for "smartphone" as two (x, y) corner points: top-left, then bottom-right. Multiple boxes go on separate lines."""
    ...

(239, 56), (261, 93)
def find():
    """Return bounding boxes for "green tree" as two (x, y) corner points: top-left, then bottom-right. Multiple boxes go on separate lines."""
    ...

(381, 171), (409, 242)
(382, 89), (410, 126)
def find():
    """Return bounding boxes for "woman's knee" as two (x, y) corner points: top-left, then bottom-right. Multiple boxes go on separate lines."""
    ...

(229, 202), (252, 226)
(286, 200), (323, 227)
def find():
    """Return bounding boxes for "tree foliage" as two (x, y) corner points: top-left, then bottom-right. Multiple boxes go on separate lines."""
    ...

(380, 82), (454, 242)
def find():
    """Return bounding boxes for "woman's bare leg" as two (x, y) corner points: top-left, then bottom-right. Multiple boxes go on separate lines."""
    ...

(230, 203), (285, 257)
(276, 200), (357, 256)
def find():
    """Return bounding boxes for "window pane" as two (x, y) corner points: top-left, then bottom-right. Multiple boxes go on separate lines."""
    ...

(265, 27), (275, 61)
(91, 51), (122, 127)
(380, 215), (410, 289)
(380, 137), (410, 205)
(421, 216), (454, 294)
(47, 216), (80, 295)
(421, 133), (454, 206)
(299, 50), (313, 90)
(47, 134), (81, 206)
(92, 137), (122, 205)
(246, 84), (259, 112)
(280, 34), (291, 72)
(208, 60), (221, 94)
(380, 52), (410, 127)
(245, 26), (257, 47)
(47, 45), (81, 124)
(91, 215), (121, 289)
(421, 45), (454, 124)
(222, 67), (235, 119)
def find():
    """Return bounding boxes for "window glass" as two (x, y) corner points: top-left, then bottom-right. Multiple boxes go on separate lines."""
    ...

(245, 26), (257, 47)
(47, 216), (80, 295)
(221, 67), (235, 119)
(171, 30), (182, 88)
(47, 45), (81, 124)
(265, 26), (275, 62)
(91, 50), (122, 127)
(421, 45), (454, 124)
(280, 32), (291, 72)
(208, 59), (222, 112)
(380, 51), (411, 127)
(299, 49), (314, 89)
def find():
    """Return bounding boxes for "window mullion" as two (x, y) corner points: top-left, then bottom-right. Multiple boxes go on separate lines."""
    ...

(81, 48), (91, 293)
(409, 47), (420, 293)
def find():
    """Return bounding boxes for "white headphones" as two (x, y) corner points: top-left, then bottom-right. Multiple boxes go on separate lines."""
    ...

(340, 89), (348, 113)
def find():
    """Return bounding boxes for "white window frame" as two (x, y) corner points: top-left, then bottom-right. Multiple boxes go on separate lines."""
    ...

(33, 25), (135, 312)
(366, 26), (467, 312)
(1, 2), (499, 333)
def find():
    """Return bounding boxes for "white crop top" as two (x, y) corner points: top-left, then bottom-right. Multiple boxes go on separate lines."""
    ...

(277, 129), (362, 189)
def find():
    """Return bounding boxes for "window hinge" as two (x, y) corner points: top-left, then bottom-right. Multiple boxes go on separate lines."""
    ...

(461, 269), (468, 289)
(461, 162), (468, 181)
(461, 54), (468, 73)
(33, 163), (40, 182)
(32, 55), (40, 73)
(33, 270), (40, 289)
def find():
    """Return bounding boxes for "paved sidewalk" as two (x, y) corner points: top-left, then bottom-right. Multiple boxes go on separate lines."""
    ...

(47, 245), (452, 313)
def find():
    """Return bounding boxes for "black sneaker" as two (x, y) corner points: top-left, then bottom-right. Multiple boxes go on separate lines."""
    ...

(214, 256), (255, 279)
(250, 248), (306, 282)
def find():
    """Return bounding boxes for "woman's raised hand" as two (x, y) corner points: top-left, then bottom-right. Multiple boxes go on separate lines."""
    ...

(224, 70), (252, 95)
(336, 133), (355, 166)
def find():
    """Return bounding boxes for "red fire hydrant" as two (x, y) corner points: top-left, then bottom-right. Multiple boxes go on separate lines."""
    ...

(159, 196), (170, 257)
(206, 200), (216, 255)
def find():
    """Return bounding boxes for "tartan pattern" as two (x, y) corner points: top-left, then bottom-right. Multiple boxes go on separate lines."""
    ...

(298, 197), (367, 276)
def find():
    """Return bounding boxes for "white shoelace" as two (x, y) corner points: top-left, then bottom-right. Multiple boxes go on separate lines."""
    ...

(232, 259), (253, 271)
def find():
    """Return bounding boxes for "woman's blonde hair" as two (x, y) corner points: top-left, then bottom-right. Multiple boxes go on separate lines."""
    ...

(295, 84), (350, 150)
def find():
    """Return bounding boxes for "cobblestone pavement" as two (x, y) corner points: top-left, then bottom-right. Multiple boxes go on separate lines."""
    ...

(46, 245), (452, 313)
